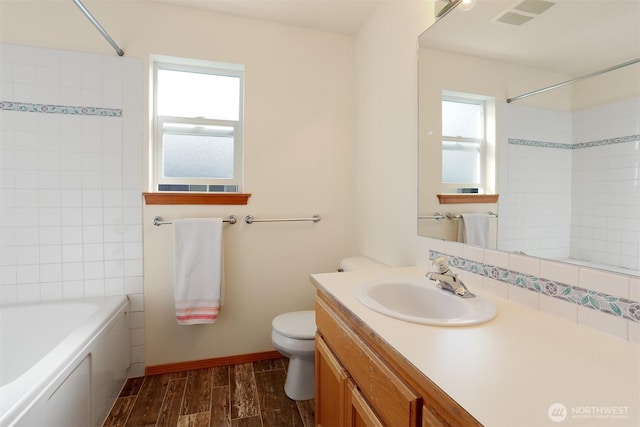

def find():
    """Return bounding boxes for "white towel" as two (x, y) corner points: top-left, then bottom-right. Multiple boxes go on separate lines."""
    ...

(173, 218), (224, 325)
(457, 213), (490, 248)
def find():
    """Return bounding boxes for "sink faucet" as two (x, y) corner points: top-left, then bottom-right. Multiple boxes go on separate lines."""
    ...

(426, 257), (475, 298)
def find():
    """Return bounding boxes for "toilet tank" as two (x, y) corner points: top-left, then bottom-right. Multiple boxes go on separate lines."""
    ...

(339, 257), (387, 272)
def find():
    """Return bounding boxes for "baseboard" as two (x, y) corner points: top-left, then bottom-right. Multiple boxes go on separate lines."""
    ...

(145, 350), (284, 376)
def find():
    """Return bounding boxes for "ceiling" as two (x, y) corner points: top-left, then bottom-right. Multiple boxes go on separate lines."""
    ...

(421, 0), (640, 77)
(149, 1), (639, 76)
(152, 0), (382, 35)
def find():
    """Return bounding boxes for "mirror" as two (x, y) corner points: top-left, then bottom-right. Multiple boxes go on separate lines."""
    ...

(418, 0), (640, 276)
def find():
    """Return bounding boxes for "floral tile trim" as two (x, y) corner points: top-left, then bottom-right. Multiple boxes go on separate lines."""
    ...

(0, 101), (122, 117)
(508, 134), (640, 150)
(509, 138), (573, 150)
(429, 250), (640, 322)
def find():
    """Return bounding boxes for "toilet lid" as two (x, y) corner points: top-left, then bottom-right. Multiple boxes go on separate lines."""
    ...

(272, 310), (316, 339)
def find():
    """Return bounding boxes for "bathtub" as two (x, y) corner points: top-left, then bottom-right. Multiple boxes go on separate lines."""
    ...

(0, 296), (130, 427)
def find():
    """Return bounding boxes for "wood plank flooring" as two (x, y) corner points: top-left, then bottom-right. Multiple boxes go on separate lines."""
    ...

(103, 358), (315, 427)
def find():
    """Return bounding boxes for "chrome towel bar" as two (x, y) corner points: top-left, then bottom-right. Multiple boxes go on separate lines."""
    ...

(244, 214), (321, 224)
(152, 215), (237, 226)
(419, 211), (497, 220)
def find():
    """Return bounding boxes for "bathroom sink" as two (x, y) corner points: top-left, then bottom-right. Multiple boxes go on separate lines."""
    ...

(355, 277), (497, 326)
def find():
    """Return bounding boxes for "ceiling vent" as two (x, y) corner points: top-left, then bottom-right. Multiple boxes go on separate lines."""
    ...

(493, 0), (556, 26)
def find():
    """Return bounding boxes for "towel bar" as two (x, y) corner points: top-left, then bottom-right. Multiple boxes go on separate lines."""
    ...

(244, 214), (321, 224)
(152, 215), (237, 226)
(418, 212), (497, 220)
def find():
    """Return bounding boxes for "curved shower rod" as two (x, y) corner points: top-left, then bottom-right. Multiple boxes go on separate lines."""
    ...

(72, 0), (124, 56)
(507, 57), (640, 103)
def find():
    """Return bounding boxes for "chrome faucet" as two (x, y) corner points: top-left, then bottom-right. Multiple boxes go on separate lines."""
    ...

(426, 257), (475, 298)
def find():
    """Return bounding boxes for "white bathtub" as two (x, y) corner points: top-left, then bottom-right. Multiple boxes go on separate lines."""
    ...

(0, 296), (130, 427)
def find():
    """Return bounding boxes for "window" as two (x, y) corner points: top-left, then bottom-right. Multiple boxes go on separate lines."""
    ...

(441, 93), (490, 193)
(152, 58), (244, 193)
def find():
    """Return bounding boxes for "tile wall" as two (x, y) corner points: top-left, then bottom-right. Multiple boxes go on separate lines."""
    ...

(0, 43), (145, 376)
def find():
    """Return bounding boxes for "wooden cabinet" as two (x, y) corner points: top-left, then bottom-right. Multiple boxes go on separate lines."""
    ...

(315, 334), (348, 427)
(347, 380), (384, 427)
(315, 292), (482, 427)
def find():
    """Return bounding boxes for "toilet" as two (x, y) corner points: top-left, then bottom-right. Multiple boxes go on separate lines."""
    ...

(271, 310), (317, 400)
(271, 256), (387, 401)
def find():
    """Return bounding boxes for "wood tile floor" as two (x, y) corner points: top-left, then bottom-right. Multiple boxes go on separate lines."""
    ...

(103, 358), (315, 427)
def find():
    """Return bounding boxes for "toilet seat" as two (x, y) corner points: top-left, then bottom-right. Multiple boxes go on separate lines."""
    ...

(272, 310), (316, 339)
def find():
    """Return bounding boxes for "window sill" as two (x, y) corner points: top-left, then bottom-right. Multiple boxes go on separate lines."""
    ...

(143, 192), (251, 205)
(437, 194), (499, 204)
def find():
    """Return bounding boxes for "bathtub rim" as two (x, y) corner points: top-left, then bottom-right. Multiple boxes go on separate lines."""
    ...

(0, 295), (129, 426)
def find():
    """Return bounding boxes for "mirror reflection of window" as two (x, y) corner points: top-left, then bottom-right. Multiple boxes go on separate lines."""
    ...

(441, 92), (494, 194)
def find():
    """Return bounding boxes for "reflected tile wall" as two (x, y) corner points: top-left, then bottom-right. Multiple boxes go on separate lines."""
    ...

(497, 98), (640, 272)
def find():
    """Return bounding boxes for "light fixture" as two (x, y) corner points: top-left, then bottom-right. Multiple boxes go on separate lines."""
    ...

(436, 0), (477, 18)
(458, 0), (478, 12)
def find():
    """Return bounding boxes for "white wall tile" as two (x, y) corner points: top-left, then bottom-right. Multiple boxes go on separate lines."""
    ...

(483, 277), (509, 299)
(40, 282), (62, 301)
(629, 322), (640, 345)
(84, 278), (105, 297)
(0, 266), (17, 285)
(540, 294), (578, 322)
(39, 245), (61, 264)
(578, 306), (628, 340)
(508, 285), (540, 309)
(579, 268), (630, 298)
(483, 248), (510, 270)
(540, 260), (580, 286)
(509, 253), (540, 277)
(16, 282), (39, 302)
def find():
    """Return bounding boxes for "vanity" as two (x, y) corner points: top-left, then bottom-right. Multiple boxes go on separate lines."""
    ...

(312, 267), (640, 426)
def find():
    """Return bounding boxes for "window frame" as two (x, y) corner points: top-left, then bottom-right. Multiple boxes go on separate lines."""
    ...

(441, 94), (487, 193)
(151, 58), (244, 193)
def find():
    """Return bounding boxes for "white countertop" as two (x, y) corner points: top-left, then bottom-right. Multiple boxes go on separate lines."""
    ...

(311, 267), (640, 427)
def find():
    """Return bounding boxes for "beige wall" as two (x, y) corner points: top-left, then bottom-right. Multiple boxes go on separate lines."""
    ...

(354, 1), (431, 267)
(572, 65), (640, 111)
(1, 1), (357, 367)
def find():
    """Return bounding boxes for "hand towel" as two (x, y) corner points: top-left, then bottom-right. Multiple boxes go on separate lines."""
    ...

(457, 213), (490, 248)
(173, 218), (224, 325)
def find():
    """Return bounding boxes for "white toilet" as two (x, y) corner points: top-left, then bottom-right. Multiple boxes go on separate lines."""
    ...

(272, 310), (317, 400)
(271, 256), (387, 401)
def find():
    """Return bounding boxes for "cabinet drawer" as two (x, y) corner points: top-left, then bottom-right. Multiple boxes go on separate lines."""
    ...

(316, 297), (421, 426)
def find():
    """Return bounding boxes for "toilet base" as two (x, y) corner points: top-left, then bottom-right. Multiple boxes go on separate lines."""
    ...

(284, 356), (315, 400)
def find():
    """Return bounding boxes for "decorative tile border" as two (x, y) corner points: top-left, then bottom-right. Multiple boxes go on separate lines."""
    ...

(509, 134), (640, 150)
(429, 250), (640, 322)
(0, 101), (122, 117)
(509, 138), (573, 150)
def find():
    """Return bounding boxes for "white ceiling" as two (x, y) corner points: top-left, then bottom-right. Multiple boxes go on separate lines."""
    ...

(150, 0), (640, 76)
(421, 0), (640, 76)
(152, 0), (382, 35)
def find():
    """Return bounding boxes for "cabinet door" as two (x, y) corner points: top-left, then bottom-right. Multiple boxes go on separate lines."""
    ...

(422, 405), (449, 427)
(347, 380), (384, 427)
(316, 297), (421, 426)
(316, 334), (349, 427)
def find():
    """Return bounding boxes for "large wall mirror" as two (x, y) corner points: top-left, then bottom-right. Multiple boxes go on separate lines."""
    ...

(418, 0), (640, 276)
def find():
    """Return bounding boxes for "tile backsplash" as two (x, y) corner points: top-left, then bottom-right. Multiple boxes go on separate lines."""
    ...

(0, 43), (144, 376)
(417, 237), (640, 345)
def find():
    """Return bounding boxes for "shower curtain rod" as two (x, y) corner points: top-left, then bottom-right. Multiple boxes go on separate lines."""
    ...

(506, 57), (640, 103)
(72, 0), (124, 56)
